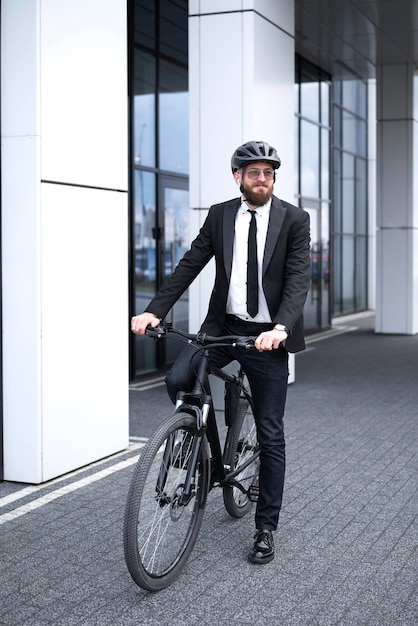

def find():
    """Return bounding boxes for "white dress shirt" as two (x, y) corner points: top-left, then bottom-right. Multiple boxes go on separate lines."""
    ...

(226, 198), (273, 323)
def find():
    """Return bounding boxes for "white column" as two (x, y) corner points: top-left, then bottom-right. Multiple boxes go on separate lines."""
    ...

(188, 0), (296, 381)
(375, 64), (418, 334)
(188, 0), (295, 321)
(1, 0), (129, 482)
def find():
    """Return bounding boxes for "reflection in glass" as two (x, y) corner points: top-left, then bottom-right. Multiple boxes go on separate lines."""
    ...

(342, 236), (355, 310)
(356, 236), (367, 309)
(295, 58), (332, 332)
(301, 120), (319, 199)
(133, 50), (156, 168)
(321, 82), (329, 126)
(134, 170), (157, 375)
(342, 79), (366, 119)
(163, 185), (190, 363)
(301, 81), (319, 122)
(159, 61), (189, 174)
(356, 159), (367, 235)
(134, 0), (156, 49)
(333, 150), (342, 233)
(342, 153), (355, 233)
(159, 0), (188, 65)
(321, 202), (330, 327)
(342, 112), (366, 157)
(303, 206), (321, 330)
(333, 235), (342, 314)
(294, 116), (299, 195)
(321, 128), (329, 199)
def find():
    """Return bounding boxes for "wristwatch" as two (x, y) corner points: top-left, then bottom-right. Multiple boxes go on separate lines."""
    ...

(274, 323), (289, 335)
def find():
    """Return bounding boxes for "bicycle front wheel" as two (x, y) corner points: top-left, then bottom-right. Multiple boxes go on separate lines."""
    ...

(223, 393), (259, 518)
(123, 412), (209, 591)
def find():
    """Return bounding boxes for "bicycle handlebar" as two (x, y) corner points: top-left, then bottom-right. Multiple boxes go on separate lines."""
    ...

(145, 324), (257, 351)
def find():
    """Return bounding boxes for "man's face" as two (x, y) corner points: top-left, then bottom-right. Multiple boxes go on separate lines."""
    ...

(234, 161), (275, 206)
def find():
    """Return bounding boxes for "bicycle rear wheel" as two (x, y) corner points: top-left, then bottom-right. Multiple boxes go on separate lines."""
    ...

(223, 392), (259, 518)
(123, 412), (209, 591)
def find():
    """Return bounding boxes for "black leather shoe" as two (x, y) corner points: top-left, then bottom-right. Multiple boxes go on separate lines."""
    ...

(248, 529), (275, 564)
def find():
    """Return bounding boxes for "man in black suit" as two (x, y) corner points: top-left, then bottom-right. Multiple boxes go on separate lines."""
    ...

(131, 140), (311, 563)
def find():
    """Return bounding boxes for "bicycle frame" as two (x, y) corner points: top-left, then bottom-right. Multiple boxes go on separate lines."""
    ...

(170, 347), (258, 504)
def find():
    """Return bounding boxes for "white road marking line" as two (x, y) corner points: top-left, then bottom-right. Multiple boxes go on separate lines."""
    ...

(0, 441), (146, 524)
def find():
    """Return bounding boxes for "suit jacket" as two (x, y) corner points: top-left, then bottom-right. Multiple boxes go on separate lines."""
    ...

(146, 195), (311, 353)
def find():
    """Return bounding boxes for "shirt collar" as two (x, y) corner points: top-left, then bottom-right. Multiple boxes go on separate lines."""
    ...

(240, 197), (272, 215)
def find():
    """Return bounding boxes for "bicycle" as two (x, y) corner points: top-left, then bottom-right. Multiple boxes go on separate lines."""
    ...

(123, 324), (260, 591)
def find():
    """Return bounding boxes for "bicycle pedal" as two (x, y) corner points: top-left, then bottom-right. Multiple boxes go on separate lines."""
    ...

(248, 485), (259, 502)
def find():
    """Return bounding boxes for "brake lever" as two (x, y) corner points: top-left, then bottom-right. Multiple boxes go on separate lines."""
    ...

(145, 325), (166, 339)
(235, 337), (257, 350)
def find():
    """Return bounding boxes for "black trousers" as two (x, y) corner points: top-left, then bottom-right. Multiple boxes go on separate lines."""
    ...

(165, 317), (289, 531)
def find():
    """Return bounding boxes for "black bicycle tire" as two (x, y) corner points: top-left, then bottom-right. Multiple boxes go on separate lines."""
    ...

(222, 394), (259, 518)
(123, 412), (209, 591)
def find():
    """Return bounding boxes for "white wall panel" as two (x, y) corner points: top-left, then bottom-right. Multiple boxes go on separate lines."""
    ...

(376, 63), (418, 333)
(1, 0), (129, 482)
(378, 120), (413, 228)
(40, 0), (128, 191)
(251, 13), (295, 204)
(1, 0), (40, 137)
(376, 229), (410, 333)
(198, 12), (244, 206)
(194, 0), (294, 35)
(2, 136), (42, 482)
(40, 184), (129, 480)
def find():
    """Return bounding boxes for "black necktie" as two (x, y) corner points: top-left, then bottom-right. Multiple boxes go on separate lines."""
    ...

(247, 210), (258, 317)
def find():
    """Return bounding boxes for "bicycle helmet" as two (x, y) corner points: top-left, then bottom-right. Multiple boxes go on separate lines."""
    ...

(231, 140), (281, 172)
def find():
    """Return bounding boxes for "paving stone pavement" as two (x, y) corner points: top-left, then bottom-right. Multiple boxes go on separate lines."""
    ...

(1, 314), (417, 625)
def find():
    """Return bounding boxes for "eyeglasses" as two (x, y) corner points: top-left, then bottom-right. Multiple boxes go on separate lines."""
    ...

(246, 168), (275, 180)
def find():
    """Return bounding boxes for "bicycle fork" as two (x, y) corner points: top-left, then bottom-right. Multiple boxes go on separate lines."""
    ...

(155, 397), (211, 508)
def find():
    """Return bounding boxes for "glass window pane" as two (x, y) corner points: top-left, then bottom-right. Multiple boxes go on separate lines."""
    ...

(356, 236), (367, 309)
(301, 81), (319, 122)
(342, 111), (356, 153)
(356, 118), (367, 157)
(343, 79), (367, 119)
(333, 234), (342, 313)
(321, 128), (329, 200)
(356, 158), (367, 235)
(134, 170), (156, 291)
(301, 120), (319, 198)
(159, 61), (189, 174)
(333, 104), (341, 148)
(134, 0), (155, 49)
(160, 0), (188, 65)
(294, 82), (300, 112)
(333, 149), (342, 233)
(321, 202), (330, 326)
(342, 235), (355, 312)
(133, 50), (156, 168)
(342, 153), (355, 233)
(134, 170), (157, 375)
(294, 116), (299, 196)
(333, 79), (342, 105)
(321, 81), (330, 126)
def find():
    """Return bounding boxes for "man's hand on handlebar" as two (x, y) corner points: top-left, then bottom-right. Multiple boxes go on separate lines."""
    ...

(131, 312), (161, 335)
(254, 328), (288, 352)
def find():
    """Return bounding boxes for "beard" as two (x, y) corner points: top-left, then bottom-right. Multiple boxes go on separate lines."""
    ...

(241, 181), (273, 207)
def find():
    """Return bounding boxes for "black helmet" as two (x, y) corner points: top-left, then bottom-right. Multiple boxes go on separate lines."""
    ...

(231, 140), (281, 172)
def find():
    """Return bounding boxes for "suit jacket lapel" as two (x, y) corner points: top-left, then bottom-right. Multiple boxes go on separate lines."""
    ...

(263, 197), (286, 275)
(223, 199), (240, 280)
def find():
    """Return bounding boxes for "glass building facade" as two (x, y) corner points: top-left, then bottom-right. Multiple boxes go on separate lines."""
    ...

(332, 74), (368, 315)
(130, 0), (189, 378)
(130, 1), (369, 378)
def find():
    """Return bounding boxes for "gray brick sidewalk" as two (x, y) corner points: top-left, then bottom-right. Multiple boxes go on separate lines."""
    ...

(1, 314), (417, 625)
